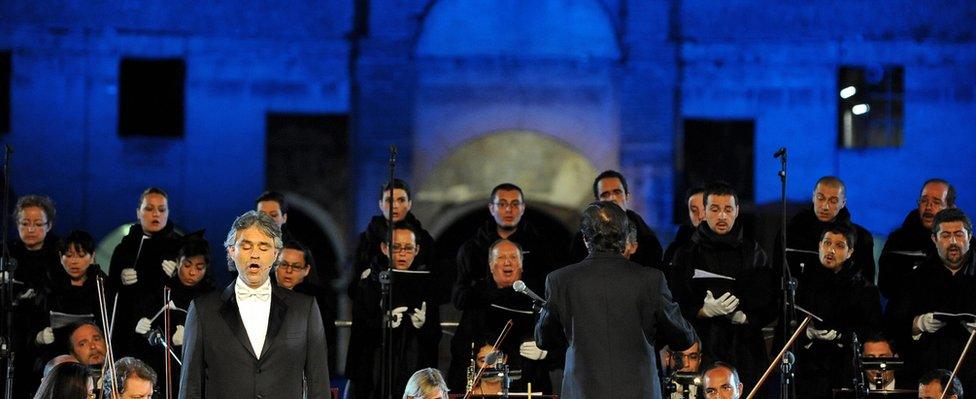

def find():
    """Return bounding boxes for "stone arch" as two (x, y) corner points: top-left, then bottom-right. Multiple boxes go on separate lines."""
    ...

(413, 0), (622, 60)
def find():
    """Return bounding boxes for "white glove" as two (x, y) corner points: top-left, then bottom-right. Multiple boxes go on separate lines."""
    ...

(161, 260), (178, 277)
(390, 306), (408, 329)
(914, 313), (945, 334)
(18, 288), (36, 300)
(805, 327), (840, 341)
(701, 290), (739, 318)
(410, 302), (427, 329)
(121, 268), (138, 286)
(519, 341), (548, 360)
(35, 327), (54, 345)
(135, 317), (152, 335)
(962, 321), (976, 335)
(172, 325), (185, 346)
(360, 268), (371, 280)
(730, 310), (748, 325)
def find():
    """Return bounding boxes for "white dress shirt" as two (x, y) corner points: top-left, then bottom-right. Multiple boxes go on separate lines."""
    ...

(236, 278), (272, 358)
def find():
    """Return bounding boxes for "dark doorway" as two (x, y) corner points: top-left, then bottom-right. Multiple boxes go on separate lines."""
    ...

(675, 119), (756, 223)
(265, 113), (350, 282)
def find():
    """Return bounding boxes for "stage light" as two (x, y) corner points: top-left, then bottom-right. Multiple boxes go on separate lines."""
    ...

(839, 86), (857, 99)
(851, 104), (870, 115)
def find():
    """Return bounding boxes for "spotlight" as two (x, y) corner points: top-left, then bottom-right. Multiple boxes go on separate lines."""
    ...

(851, 104), (870, 115)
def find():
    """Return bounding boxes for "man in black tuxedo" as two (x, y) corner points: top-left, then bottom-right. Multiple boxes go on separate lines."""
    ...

(179, 211), (330, 398)
(535, 201), (697, 399)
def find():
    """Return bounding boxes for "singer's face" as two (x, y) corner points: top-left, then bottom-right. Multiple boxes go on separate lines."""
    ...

(178, 255), (208, 287)
(819, 232), (853, 271)
(69, 324), (106, 366)
(918, 182), (950, 229)
(489, 190), (524, 229)
(60, 244), (94, 282)
(933, 221), (971, 270)
(257, 200), (287, 228)
(276, 248), (309, 289)
(228, 226), (279, 288)
(17, 206), (51, 250)
(596, 177), (629, 211)
(381, 228), (418, 270)
(489, 241), (522, 288)
(137, 193), (169, 234)
(379, 189), (412, 223)
(705, 194), (738, 235)
(812, 183), (846, 222)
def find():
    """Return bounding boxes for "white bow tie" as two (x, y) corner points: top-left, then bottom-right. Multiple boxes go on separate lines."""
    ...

(237, 283), (271, 302)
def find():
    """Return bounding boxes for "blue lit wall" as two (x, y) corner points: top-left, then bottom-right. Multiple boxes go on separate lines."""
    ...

(2, 0), (975, 266)
(0, 1), (350, 276)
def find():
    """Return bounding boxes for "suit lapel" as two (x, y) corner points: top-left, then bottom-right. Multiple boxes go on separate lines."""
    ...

(259, 286), (289, 359)
(219, 284), (258, 360)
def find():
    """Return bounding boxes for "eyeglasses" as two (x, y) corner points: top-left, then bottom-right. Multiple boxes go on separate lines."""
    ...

(278, 262), (308, 272)
(492, 201), (523, 210)
(390, 244), (417, 253)
(17, 220), (48, 230)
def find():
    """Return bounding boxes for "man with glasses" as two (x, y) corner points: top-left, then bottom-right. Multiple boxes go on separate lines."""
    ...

(346, 226), (441, 398)
(454, 183), (555, 313)
(662, 341), (703, 399)
(878, 179), (956, 300)
(275, 240), (337, 374)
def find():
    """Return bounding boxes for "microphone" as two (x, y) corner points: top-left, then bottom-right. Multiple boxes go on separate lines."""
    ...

(773, 147), (786, 159)
(512, 280), (546, 305)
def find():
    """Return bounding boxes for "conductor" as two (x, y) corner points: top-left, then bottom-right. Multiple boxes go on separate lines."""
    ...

(535, 201), (698, 398)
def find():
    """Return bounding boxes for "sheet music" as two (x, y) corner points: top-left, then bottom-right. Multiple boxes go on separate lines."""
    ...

(692, 269), (736, 281)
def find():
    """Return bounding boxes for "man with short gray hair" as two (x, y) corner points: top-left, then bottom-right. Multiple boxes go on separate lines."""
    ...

(179, 211), (330, 398)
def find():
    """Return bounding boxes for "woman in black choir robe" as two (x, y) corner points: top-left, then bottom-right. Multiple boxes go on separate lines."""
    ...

(34, 231), (106, 368)
(158, 237), (214, 395)
(107, 188), (182, 360)
(4, 195), (61, 397)
(793, 224), (882, 399)
(345, 226), (441, 399)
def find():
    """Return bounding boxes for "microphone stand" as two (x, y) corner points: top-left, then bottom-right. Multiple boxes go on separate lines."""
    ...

(774, 147), (797, 399)
(0, 145), (14, 399)
(850, 334), (867, 399)
(379, 145), (397, 399)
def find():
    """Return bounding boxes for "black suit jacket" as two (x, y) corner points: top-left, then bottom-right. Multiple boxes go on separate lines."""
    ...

(179, 283), (331, 399)
(535, 252), (697, 399)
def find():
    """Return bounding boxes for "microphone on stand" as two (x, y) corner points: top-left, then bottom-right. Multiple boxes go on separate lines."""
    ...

(146, 328), (183, 366)
(773, 147), (786, 159)
(512, 280), (546, 305)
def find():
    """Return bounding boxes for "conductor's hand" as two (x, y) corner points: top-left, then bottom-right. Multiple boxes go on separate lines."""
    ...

(700, 290), (739, 318)
(519, 341), (548, 360)
(913, 313), (945, 334)
(390, 306), (408, 329)
(121, 268), (139, 286)
(135, 317), (152, 335)
(410, 302), (427, 329)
